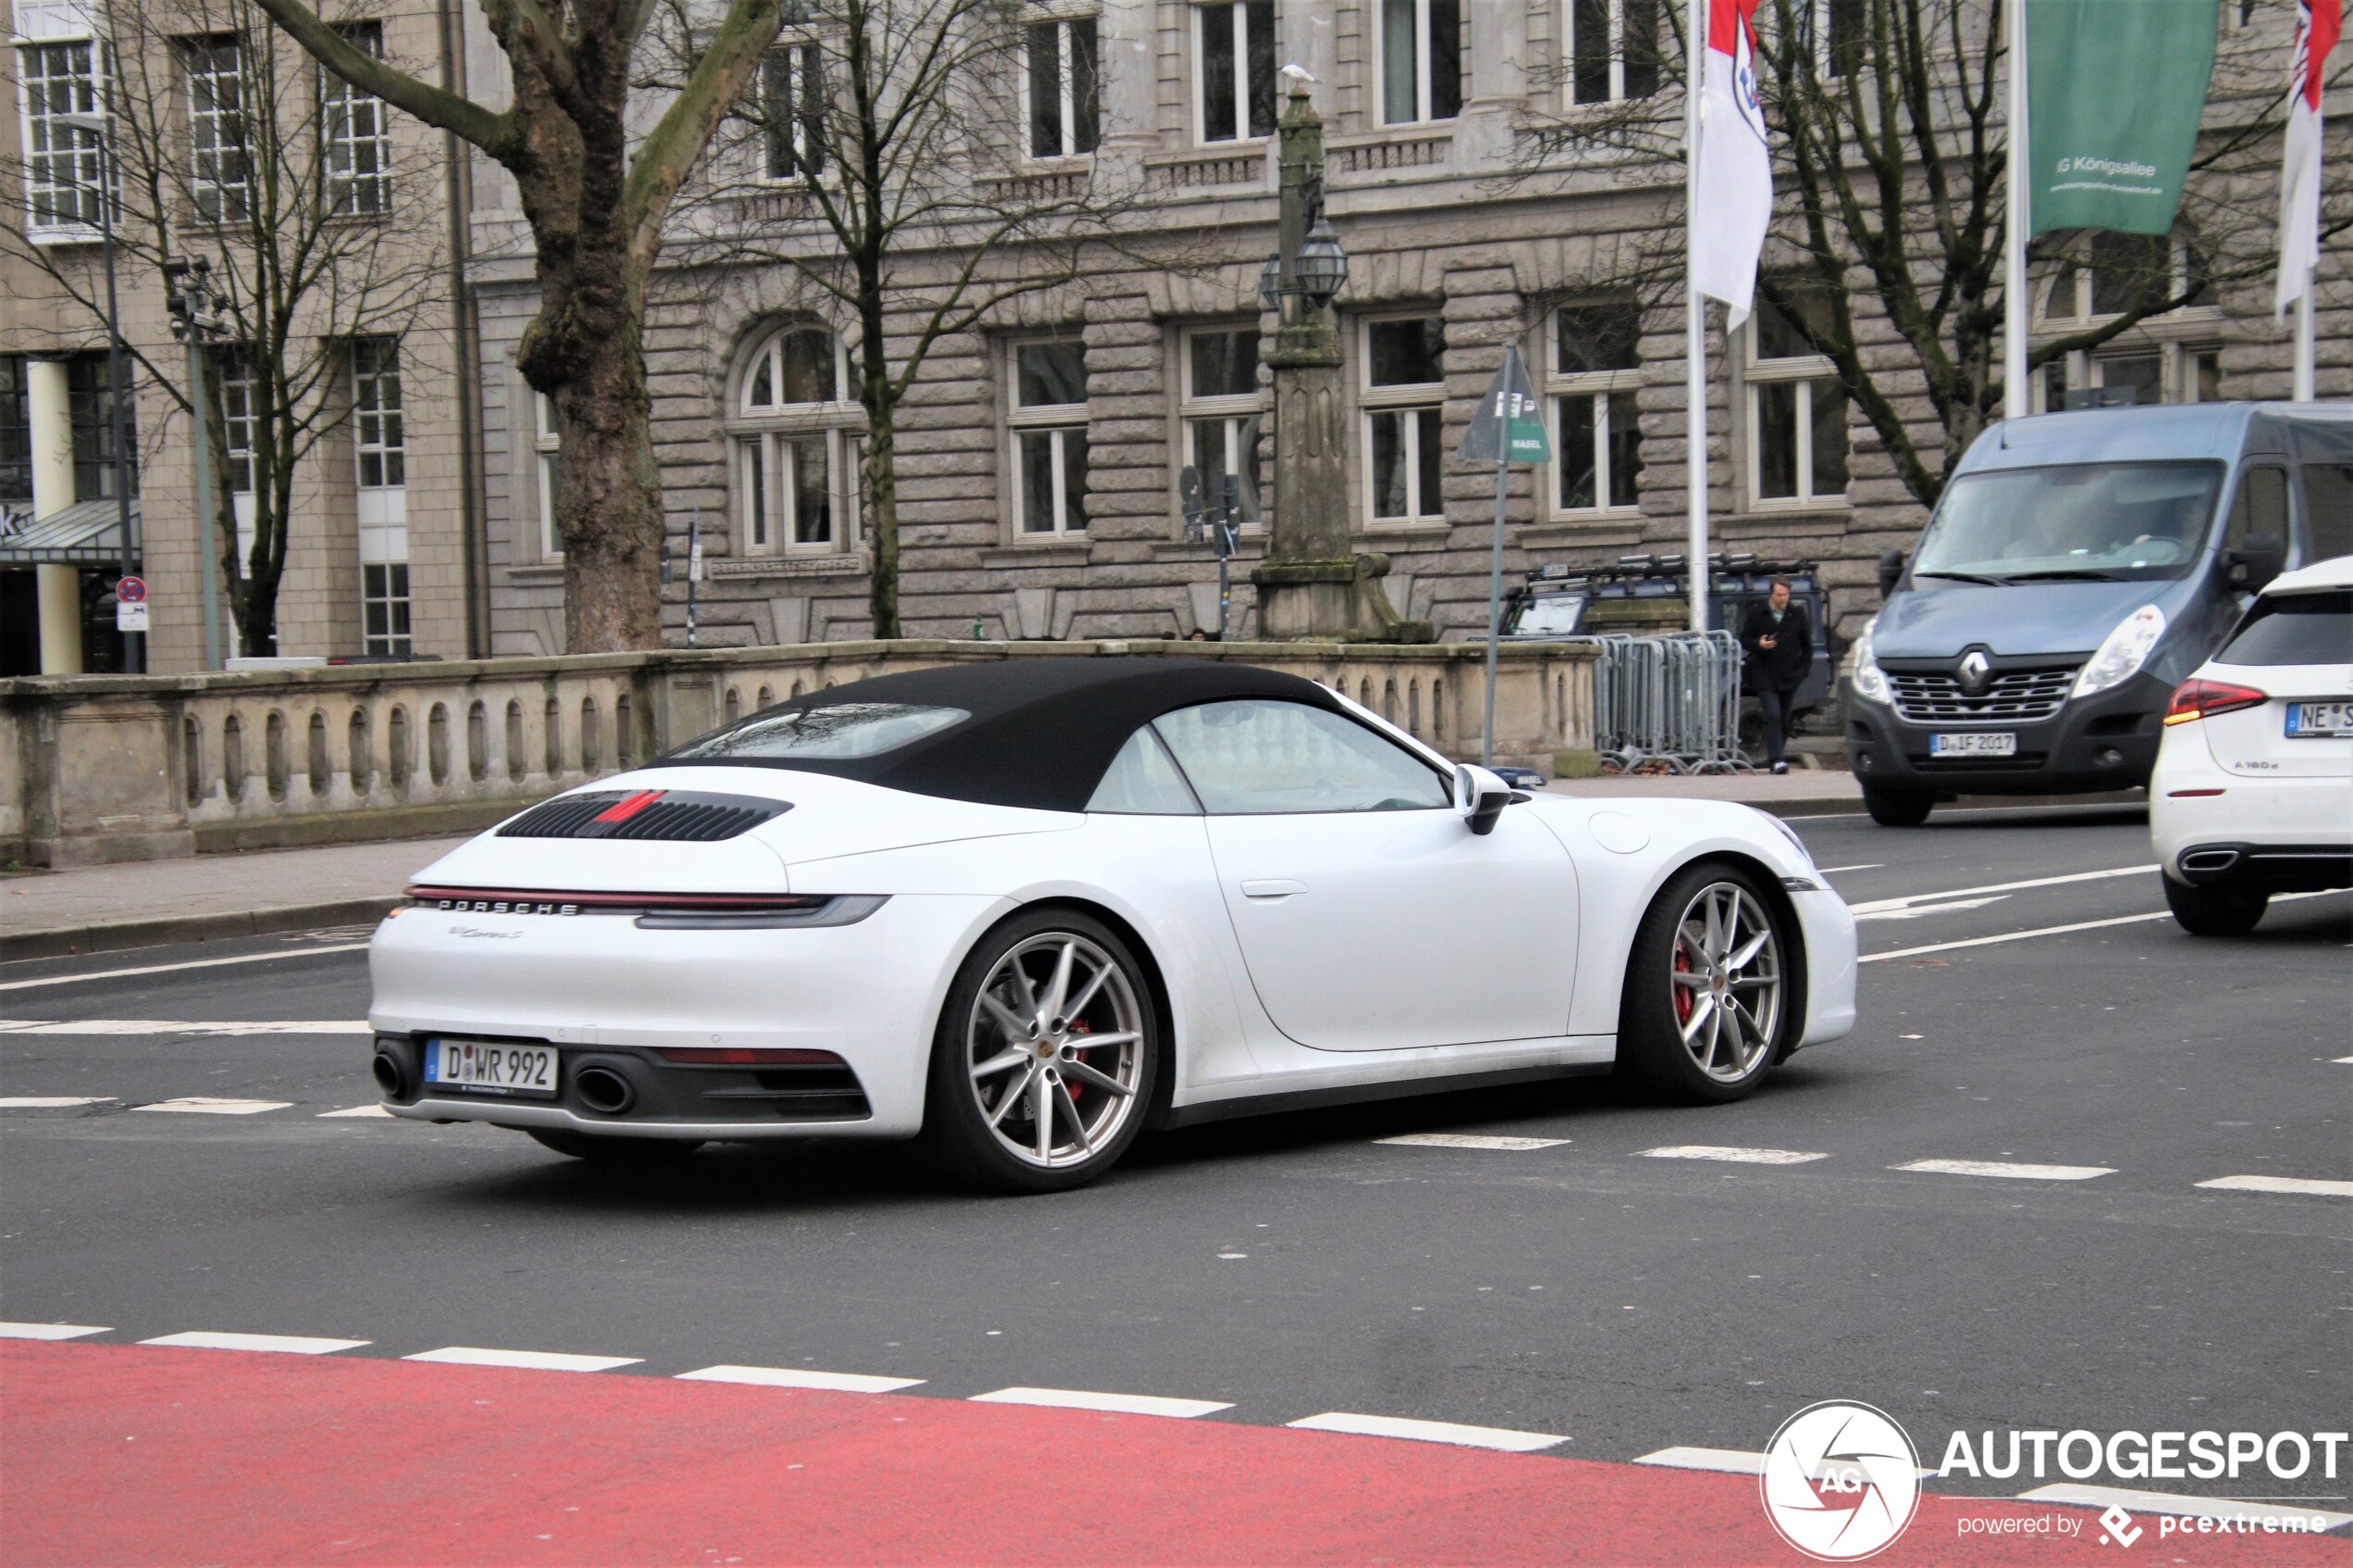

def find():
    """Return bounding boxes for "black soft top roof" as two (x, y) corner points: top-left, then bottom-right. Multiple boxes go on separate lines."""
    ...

(649, 657), (1348, 811)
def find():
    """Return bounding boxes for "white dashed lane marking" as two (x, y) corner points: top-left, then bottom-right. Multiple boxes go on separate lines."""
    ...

(318, 1104), (394, 1118)
(1287, 1411), (1567, 1452)
(2194, 1174), (2353, 1198)
(0, 1097), (114, 1109)
(1376, 1133), (1571, 1151)
(0, 1019), (371, 1035)
(1893, 1159), (2115, 1182)
(404, 1347), (643, 1373)
(2020, 1486), (2353, 1530)
(140, 1331), (369, 1355)
(1640, 1145), (1830, 1166)
(970, 1387), (1234, 1419)
(1862, 889), (2341, 962)
(0, 945), (371, 993)
(677, 1365), (925, 1394)
(1845, 864), (2157, 919)
(135, 1098), (295, 1116)
(1635, 1446), (1768, 1474)
(0, 1322), (110, 1340)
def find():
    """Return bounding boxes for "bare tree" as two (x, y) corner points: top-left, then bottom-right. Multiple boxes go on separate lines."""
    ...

(664, 0), (1170, 636)
(1512, 0), (2350, 510)
(3, 0), (443, 655)
(251, 0), (789, 651)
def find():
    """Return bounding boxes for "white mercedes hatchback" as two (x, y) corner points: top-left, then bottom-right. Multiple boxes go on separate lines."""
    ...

(2151, 555), (2353, 935)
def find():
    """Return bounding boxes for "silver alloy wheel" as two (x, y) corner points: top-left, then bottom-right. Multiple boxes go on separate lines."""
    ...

(964, 931), (1146, 1170)
(1667, 881), (1783, 1082)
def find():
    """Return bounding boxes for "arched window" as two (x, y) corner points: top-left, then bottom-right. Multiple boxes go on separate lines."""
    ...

(732, 324), (861, 558)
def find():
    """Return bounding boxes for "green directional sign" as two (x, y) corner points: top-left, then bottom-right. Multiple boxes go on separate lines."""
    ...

(1459, 345), (1551, 465)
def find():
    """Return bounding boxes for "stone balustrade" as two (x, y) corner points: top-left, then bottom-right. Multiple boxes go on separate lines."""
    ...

(0, 639), (1596, 867)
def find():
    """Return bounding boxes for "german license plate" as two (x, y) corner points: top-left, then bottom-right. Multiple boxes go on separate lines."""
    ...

(422, 1038), (559, 1097)
(1930, 732), (2018, 757)
(2285, 701), (2353, 738)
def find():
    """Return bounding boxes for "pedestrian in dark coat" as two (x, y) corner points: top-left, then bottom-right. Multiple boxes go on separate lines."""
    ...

(1738, 578), (1812, 773)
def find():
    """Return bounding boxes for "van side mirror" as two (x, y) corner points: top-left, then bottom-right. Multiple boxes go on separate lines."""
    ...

(1453, 763), (1514, 836)
(1877, 548), (1906, 599)
(2226, 532), (2284, 593)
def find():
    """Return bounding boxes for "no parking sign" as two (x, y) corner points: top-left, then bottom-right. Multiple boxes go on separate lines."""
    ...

(115, 574), (148, 633)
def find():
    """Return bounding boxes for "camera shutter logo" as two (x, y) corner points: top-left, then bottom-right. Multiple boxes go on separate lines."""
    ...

(1759, 1401), (1922, 1561)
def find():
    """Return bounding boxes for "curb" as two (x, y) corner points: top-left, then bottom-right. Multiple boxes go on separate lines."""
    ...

(0, 896), (399, 964)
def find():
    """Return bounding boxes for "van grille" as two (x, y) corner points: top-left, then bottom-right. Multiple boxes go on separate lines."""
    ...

(1890, 666), (2078, 724)
(498, 789), (788, 843)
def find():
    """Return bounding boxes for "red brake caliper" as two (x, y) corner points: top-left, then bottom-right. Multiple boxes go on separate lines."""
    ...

(1672, 942), (1694, 1026)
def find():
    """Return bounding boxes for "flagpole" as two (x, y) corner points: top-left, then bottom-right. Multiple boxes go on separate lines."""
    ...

(2294, 288), (2316, 401)
(2004, 0), (2030, 420)
(1686, 0), (1711, 634)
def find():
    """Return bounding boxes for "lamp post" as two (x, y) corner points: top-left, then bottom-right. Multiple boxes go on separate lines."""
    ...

(164, 257), (232, 671)
(57, 110), (138, 673)
(1250, 81), (1429, 643)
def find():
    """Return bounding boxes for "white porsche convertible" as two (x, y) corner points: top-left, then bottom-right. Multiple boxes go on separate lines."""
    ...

(371, 659), (1856, 1191)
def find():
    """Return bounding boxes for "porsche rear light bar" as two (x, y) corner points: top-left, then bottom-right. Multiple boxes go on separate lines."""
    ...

(2163, 677), (2268, 726)
(403, 886), (888, 929)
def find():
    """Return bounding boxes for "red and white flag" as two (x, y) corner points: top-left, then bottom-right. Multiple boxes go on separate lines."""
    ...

(1692, 0), (1773, 330)
(2277, 0), (2341, 316)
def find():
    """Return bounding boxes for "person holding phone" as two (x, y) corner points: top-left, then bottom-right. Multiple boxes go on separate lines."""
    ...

(1739, 577), (1812, 774)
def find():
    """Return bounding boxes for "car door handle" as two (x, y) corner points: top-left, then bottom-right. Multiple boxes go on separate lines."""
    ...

(1239, 879), (1307, 900)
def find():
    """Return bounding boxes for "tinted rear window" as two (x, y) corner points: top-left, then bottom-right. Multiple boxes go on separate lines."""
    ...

(669, 702), (969, 760)
(2302, 460), (2353, 561)
(2219, 590), (2353, 667)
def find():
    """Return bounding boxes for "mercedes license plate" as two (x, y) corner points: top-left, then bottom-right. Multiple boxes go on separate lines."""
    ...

(2285, 701), (2353, 738)
(1930, 732), (2018, 757)
(422, 1038), (560, 1097)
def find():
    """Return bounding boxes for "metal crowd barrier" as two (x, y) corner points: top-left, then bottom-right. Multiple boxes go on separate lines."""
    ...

(1579, 631), (1749, 774)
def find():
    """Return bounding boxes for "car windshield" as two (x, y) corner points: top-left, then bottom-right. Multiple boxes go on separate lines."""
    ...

(669, 702), (969, 760)
(2218, 589), (2353, 667)
(1912, 461), (2225, 583)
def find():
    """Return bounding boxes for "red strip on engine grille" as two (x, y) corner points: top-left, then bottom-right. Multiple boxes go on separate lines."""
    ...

(591, 789), (666, 824)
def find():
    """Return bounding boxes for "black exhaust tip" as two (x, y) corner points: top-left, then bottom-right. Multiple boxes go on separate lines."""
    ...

(371, 1052), (407, 1098)
(574, 1065), (635, 1116)
(2183, 848), (2242, 875)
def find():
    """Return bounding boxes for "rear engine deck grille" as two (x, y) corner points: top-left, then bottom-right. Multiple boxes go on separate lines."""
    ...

(499, 789), (788, 842)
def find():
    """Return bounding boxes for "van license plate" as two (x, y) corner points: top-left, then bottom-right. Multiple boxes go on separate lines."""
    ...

(422, 1038), (560, 1097)
(2286, 702), (2353, 738)
(1931, 732), (2018, 757)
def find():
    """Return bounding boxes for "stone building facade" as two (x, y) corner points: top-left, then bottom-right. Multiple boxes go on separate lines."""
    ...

(465, 0), (2348, 661)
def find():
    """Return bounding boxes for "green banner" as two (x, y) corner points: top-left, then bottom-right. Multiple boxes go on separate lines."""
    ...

(2028, 0), (2216, 235)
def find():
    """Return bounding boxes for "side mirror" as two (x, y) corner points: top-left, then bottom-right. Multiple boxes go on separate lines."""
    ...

(1877, 547), (1906, 600)
(1454, 763), (1514, 836)
(2225, 532), (2284, 593)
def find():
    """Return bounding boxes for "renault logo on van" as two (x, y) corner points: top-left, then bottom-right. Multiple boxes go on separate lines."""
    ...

(1957, 649), (1993, 694)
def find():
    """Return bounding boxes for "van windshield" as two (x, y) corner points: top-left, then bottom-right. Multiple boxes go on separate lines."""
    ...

(1912, 461), (2225, 584)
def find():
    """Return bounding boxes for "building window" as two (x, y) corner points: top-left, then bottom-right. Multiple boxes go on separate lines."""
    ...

(1196, 1), (1275, 144)
(535, 392), (562, 559)
(1181, 326), (1264, 527)
(1378, 0), (1463, 125)
(1026, 14), (1099, 158)
(0, 357), (31, 503)
(19, 41), (109, 232)
(362, 562), (411, 657)
(1549, 303), (1642, 514)
(67, 354), (136, 501)
(1569, 0), (1659, 104)
(184, 36), (251, 224)
(322, 22), (391, 215)
(1009, 337), (1088, 535)
(761, 41), (824, 179)
(732, 324), (859, 556)
(1362, 317), (1445, 525)
(1746, 290), (1848, 507)
(352, 338), (404, 488)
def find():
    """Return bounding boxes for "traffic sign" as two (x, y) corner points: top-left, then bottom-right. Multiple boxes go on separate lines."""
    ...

(117, 574), (146, 604)
(1457, 346), (1551, 465)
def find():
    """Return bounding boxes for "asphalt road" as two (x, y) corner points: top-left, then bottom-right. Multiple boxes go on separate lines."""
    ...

(4, 803), (2348, 1512)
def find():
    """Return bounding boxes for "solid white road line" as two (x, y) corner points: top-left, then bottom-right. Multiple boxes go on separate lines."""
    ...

(0, 944), (371, 993)
(1894, 1159), (2115, 1181)
(1862, 889), (2342, 963)
(135, 1098), (294, 1115)
(676, 1365), (925, 1394)
(1845, 864), (2158, 916)
(2019, 1485), (2353, 1530)
(0, 1322), (110, 1340)
(2336, 1056), (2353, 1064)
(140, 1331), (369, 1355)
(1814, 863), (1883, 874)
(404, 1347), (642, 1373)
(1286, 1411), (1567, 1452)
(0, 1019), (371, 1035)
(318, 1104), (394, 1118)
(1852, 896), (2010, 923)
(2195, 1173), (2353, 1198)
(1376, 1133), (1571, 1151)
(1640, 1145), (1830, 1166)
(0, 1096), (114, 1109)
(970, 1386), (1234, 1419)
(1635, 1446), (1768, 1474)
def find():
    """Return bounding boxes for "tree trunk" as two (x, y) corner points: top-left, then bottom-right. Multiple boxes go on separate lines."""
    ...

(551, 307), (665, 654)
(860, 293), (900, 639)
